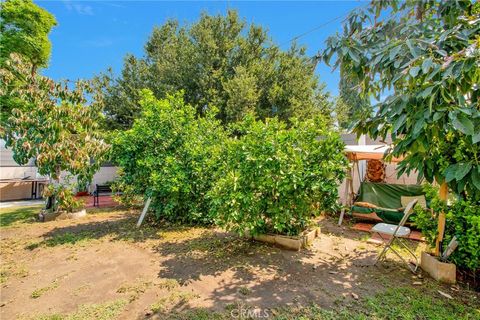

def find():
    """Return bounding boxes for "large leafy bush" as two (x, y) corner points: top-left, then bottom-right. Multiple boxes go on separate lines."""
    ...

(111, 90), (226, 224)
(413, 184), (480, 271)
(208, 115), (347, 236)
(322, 1), (480, 198)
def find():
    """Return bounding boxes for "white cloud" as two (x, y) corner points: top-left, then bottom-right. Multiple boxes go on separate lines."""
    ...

(63, 1), (94, 16)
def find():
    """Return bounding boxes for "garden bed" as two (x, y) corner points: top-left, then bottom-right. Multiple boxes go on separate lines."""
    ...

(248, 226), (321, 251)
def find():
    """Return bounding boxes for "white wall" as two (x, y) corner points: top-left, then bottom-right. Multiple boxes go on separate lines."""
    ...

(0, 140), (118, 201)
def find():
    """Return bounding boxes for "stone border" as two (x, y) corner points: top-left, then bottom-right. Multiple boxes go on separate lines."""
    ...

(249, 227), (321, 251)
(39, 208), (87, 222)
(420, 251), (456, 284)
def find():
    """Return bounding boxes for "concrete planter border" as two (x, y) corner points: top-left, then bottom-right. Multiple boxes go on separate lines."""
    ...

(40, 208), (87, 222)
(420, 251), (456, 284)
(249, 226), (321, 251)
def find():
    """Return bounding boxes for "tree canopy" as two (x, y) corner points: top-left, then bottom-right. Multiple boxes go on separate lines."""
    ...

(323, 0), (480, 198)
(96, 10), (331, 130)
(0, 0), (56, 70)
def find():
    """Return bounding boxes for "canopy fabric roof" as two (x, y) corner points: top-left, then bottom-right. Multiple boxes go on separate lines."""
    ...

(345, 145), (403, 162)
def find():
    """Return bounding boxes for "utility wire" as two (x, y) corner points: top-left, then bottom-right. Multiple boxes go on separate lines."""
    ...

(279, 13), (347, 48)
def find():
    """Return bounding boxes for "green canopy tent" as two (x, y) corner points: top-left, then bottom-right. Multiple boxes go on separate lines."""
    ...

(338, 145), (425, 225)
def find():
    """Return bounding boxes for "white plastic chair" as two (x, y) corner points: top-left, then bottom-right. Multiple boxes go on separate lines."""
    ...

(372, 199), (418, 273)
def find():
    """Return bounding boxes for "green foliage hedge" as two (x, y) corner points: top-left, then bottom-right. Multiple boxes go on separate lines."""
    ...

(112, 90), (347, 234)
(413, 184), (480, 271)
(112, 90), (226, 224)
(209, 115), (347, 236)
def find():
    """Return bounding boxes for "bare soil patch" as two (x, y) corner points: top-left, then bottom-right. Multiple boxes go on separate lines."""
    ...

(0, 207), (478, 319)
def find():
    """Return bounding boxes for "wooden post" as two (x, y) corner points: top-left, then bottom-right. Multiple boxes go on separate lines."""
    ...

(434, 183), (448, 256)
(137, 197), (152, 228)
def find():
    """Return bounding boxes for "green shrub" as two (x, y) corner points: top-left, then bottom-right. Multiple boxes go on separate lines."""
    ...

(111, 90), (226, 224)
(208, 115), (347, 236)
(43, 185), (84, 213)
(413, 184), (480, 271)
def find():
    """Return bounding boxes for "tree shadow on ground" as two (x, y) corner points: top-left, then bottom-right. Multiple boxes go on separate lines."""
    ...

(152, 225), (418, 313)
(0, 205), (42, 228)
(25, 212), (198, 248)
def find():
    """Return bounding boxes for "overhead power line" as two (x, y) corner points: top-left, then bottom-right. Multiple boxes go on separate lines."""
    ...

(279, 14), (346, 48)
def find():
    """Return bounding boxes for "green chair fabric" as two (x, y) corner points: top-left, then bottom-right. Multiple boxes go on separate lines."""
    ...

(352, 182), (425, 223)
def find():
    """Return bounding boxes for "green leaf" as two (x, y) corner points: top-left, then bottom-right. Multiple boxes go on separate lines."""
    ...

(406, 39), (420, 58)
(392, 114), (407, 133)
(409, 66), (420, 77)
(348, 49), (360, 64)
(426, 65), (441, 80)
(444, 165), (458, 183)
(422, 58), (432, 73)
(452, 113), (474, 135)
(419, 86), (434, 98)
(433, 111), (444, 121)
(471, 168), (480, 191)
(413, 118), (425, 135)
(473, 132), (480, 144)
(455, 163), (472, 181)
(389, 46), (402, 60)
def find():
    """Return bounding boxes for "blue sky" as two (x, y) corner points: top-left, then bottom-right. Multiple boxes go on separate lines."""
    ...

(37, 1), (364, 97)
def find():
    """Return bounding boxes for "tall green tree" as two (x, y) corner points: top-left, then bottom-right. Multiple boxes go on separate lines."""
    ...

(96, 10), (330, 129)
(323, 0), (480, 198)
(0, 0), (57, 123)
(0, 0), (56, 70)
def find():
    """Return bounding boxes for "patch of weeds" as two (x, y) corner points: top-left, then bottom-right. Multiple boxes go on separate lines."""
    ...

(0, 205), (42, 228)
(31, 279), (60, 299)
(31, 299), (127, 320)
(150, 291), (200, 313)
(157, 278), (180, 291)
(0, 262), (29, 284)
(359, 286), (480, 320)
(238, 286), (252, 296)
(45, 231), (95, 247)
(272, 304), (355, 320)
(71, 284), (91, 296)
(159, 309), (225, 320)
(357, 234), (370, 242)
(116, 279), (152, 302)
(27, 231), (96, 250)
(25, 242), (41, 250)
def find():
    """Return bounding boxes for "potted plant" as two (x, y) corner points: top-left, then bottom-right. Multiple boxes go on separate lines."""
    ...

(75, 177), (90, 197)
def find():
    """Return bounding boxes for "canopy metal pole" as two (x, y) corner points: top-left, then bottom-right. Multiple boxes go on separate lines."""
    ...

(338, 161), (354, 225)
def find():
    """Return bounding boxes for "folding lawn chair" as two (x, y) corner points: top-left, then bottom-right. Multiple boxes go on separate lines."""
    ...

(372, 199), (418, 273)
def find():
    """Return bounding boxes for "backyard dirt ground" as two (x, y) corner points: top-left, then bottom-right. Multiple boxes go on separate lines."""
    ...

(0, 206), (479, 319)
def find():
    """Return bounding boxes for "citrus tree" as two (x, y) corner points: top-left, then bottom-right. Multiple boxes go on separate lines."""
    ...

(322, 0), (480, 199)
(111, 90), (226, 223)
(209, 115), (347, 236)
(0, 54), (108, 213)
